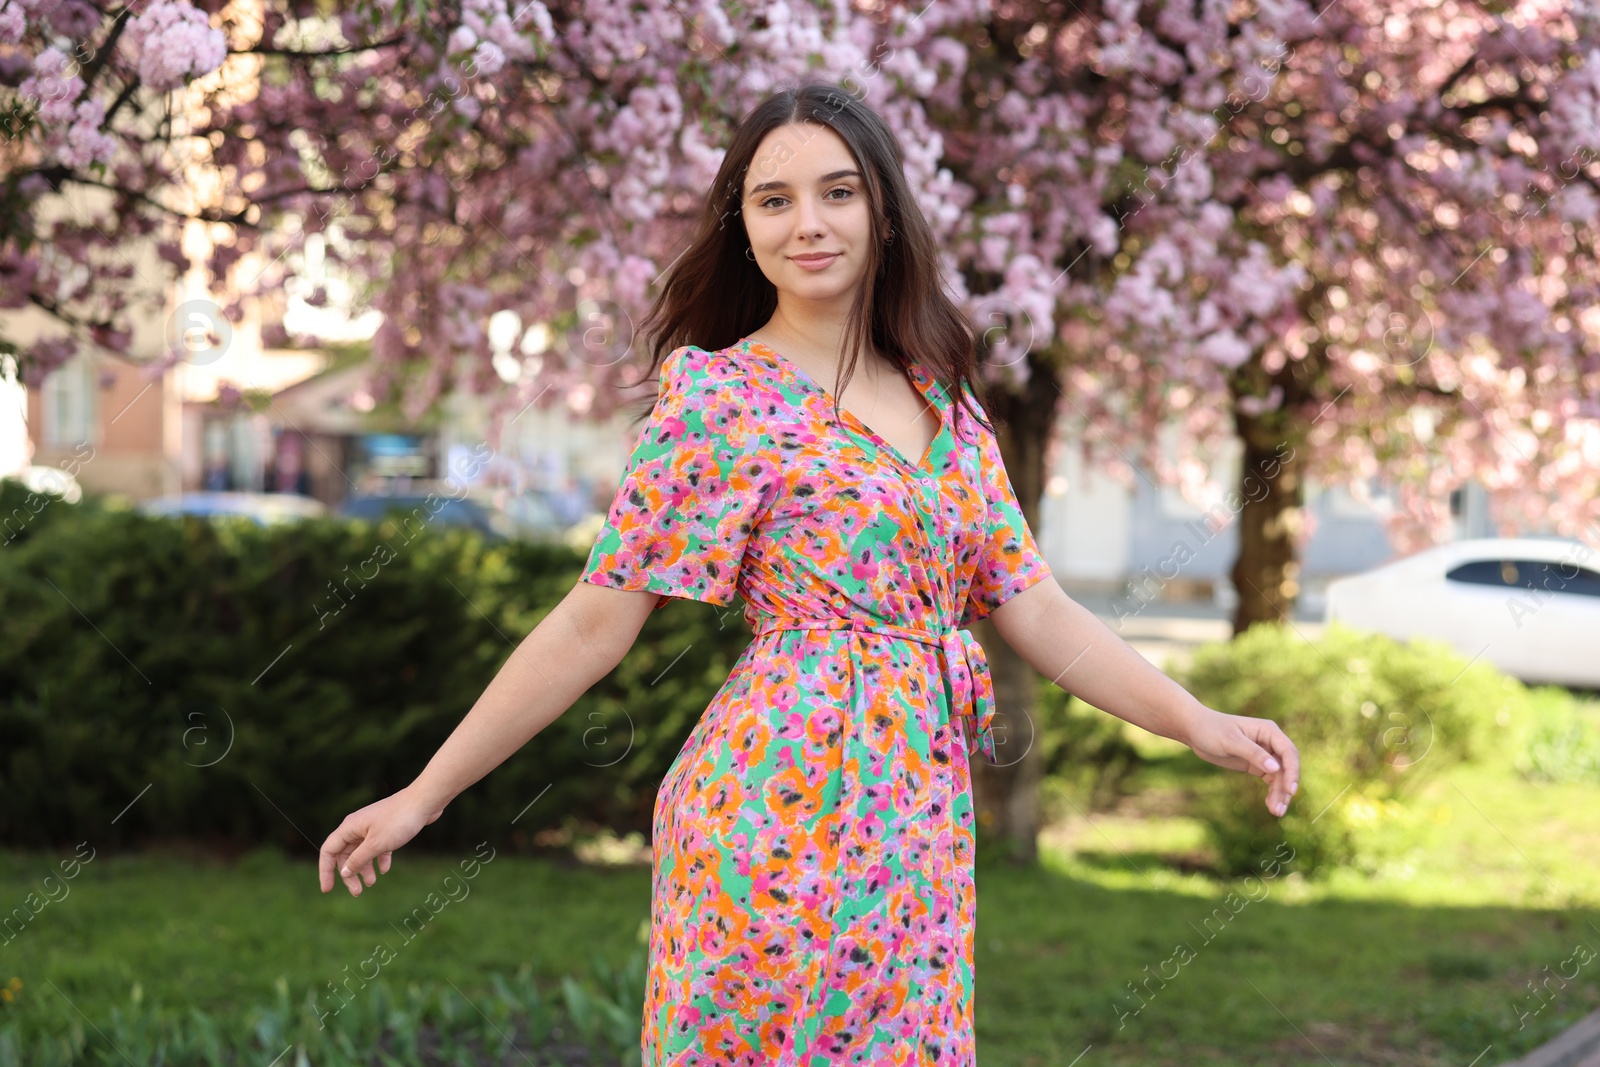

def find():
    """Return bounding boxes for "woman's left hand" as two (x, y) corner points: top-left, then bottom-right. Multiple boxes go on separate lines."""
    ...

(1182, 705), (1300, 817)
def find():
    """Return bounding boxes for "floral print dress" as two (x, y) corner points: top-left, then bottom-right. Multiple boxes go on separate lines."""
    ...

(580, 338), (1054, 1066)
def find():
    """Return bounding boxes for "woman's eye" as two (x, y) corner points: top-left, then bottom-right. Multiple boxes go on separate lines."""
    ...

(758, 188), (854, 209)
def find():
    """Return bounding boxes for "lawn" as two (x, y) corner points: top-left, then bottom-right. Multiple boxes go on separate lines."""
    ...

(988, 755), (1600, 1066)
(1, 756), (1597, 1065)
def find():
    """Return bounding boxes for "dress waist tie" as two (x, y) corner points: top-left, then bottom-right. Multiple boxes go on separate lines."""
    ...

(750, 615), (999, 763)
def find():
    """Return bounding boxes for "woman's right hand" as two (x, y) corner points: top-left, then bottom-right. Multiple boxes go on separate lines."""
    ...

(318, 786), (445, 897)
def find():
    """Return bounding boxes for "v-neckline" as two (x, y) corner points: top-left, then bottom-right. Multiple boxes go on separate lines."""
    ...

(740, 338), (948, 473)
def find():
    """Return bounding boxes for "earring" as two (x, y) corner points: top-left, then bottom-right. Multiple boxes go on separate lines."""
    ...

(885, 228), (895, 244)
(745, 246), (756, 261)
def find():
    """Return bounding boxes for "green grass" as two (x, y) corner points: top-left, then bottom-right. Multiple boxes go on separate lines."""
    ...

(984, 760), (1600, 1065)
(976, 859), (1599, 1066)
(2, 755), (1599, 1066)
(1003, 705), (1600, 1067)
(0, 845), (651, 1053)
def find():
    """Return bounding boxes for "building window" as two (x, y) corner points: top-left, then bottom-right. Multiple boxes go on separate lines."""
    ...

(44, 353), (96, 447)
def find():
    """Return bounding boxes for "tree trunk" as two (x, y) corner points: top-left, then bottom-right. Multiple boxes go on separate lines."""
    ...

(1228, 407), (1308, 636)
(969, 366), (1058, 866)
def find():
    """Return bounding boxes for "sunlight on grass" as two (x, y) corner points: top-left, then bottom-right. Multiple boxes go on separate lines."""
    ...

(1040, 761), (1600, 910)
(994, 751), (1600, 1067)
(1, 699), (1595, 1066)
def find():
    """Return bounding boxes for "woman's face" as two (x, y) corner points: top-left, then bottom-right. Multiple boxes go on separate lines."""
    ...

(740, 122), (880, 310)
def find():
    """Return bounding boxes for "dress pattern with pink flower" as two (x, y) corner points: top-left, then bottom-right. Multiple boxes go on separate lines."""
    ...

(580, 338), (1054, 1066)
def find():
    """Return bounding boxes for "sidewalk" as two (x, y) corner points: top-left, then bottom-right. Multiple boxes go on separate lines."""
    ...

(1502, 1010), (1600, 1067)
(1060, 580), (1326, 672)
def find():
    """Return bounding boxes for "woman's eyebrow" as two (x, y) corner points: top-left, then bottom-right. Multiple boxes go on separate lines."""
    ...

(746, 169), (863, 197)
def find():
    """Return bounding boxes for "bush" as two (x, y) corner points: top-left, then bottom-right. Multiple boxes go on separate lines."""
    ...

(1174, 621), (1526, 877)
(0, 500), (753, 852)
(0, 473), (101, 550)
(1035, 683), (1144, 810)
(1514, 686), (1600, 784)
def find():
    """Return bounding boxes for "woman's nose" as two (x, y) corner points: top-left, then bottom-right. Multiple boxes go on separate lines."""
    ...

(792, 194), (826, 237)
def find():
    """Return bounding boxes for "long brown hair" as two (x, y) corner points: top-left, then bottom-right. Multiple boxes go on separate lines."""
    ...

(627, 79), (993, 436)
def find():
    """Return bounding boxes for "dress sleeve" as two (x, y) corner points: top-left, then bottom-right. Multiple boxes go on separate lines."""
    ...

(579, 345), (777, 611)
(958, 384), (1054, 629)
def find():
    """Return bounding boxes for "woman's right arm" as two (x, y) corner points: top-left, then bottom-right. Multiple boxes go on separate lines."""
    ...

(317, 581), (661, 896)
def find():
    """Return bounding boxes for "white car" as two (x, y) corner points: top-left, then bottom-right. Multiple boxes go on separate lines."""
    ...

(1324, 537), (1600, 688)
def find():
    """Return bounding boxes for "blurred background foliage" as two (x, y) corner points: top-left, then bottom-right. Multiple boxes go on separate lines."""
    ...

(7, 477), (1595, 882)
(0, 477), (752, 853)
(5, 477), (1600, 1065)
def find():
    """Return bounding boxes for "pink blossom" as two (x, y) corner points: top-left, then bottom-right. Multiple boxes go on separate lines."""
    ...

(123, 0), (226, 91)
(3, 0), (1597, 554)
(0, 6), (26, 44)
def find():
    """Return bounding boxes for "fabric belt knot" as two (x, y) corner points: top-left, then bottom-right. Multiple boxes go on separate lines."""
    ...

(751, 614), (999, 763)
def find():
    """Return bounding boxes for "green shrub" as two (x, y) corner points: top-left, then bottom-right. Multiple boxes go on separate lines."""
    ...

(0, 473), (102, 550)
(1035, 683), (1144, 810)
(1514, 686), (1600, 784)
(1174, 621), (1526, 877)
(0, 502), (752, 852)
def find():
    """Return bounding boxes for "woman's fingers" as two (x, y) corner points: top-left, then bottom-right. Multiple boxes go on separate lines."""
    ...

(1188, 708), (1303, 820)
(1244, 718), (1300, 817)
(340, 836), (387, 896)
(318, 821), (365, 893)
(318, 816), (387, 896)
(318, 793), (427, 896)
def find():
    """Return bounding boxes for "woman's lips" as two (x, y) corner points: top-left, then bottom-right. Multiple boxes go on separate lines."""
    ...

(792, 253), (839, 272)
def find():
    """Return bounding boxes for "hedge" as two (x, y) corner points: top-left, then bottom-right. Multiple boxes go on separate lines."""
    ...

(0, 479), (751, 854)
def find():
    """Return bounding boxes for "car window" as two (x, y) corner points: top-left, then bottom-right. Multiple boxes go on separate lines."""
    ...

(1445, 559), (1600, 597)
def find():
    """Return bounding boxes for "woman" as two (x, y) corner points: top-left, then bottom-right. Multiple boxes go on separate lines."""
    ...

(318, 81), (1300, 1065)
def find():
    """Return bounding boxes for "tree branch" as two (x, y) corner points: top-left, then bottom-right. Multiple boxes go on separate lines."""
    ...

(232, 35), (409, 58)
(100, 76), (141, 129)
(74, 4), (133, 105)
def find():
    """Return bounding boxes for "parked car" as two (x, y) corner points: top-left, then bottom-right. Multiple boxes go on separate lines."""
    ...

(139, 491), (327, 525)
(1324, 537), (1600, 688)
(337, 492), (513, 539)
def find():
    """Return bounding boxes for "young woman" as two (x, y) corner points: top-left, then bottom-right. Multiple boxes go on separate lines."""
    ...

(318, 81), (1301, 1065)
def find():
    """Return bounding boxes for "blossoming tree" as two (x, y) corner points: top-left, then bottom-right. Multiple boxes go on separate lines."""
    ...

(5, 0), (1598, 856)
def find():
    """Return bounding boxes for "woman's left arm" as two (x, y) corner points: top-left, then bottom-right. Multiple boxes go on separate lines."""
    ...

(989, 578), (1301, 818)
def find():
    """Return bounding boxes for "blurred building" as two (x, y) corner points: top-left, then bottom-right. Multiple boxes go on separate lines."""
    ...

(1038, 426), (1500, 615)
(11, 340), (333, 502)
